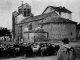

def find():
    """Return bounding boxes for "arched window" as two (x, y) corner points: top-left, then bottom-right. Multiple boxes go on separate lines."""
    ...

(27, 9), (30, 16)
(18, 9), (21, 14)
(24, 8), (26, 17)
(28, 23), (32, 30)
(70, 32), (72, 35)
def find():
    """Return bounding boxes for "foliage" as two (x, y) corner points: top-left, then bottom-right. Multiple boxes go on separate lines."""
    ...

(0, 28), (11, 38)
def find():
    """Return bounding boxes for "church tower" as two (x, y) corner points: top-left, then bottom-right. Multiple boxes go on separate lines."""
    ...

(12, 11), (19, 39)
(18, 2), (32, 17)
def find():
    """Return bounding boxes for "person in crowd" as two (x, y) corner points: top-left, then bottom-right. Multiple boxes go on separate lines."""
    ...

(57, 38), (76, 60)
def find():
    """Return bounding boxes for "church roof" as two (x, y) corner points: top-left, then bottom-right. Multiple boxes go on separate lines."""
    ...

(18, 11), (58, 24)
(17, 11), (76, 25)
(42, 6), (72, 14)
(41, 17), (77, 24)
(32, 11), (57, 21)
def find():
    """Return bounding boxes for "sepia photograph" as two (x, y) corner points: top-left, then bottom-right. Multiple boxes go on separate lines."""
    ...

(0, 0), (80, 60)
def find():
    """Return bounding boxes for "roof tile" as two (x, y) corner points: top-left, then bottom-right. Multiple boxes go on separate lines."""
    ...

(41, 17), (77, 24)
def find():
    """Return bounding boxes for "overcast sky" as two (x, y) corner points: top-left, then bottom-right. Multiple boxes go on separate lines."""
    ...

(0, 0), (80, 29)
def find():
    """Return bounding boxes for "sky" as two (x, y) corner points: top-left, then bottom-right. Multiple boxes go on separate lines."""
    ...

(0, 0), (80, 29)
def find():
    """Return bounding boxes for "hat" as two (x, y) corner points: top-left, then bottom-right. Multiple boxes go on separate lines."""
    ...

(62, 38), (70, 43)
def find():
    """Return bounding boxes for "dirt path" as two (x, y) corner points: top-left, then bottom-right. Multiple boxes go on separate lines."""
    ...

(1, 56), (80, 60)
(0, 56), (56, 60)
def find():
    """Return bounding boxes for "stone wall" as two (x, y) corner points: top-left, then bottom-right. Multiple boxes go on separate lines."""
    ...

(43, 23), (76, 41)
(76, 29), (80, 40)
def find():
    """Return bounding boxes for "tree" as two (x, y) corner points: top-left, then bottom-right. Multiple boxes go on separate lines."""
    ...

(0, 28), (12, 38)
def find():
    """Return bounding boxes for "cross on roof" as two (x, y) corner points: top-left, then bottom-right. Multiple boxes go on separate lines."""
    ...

(22, 0), (23, 5)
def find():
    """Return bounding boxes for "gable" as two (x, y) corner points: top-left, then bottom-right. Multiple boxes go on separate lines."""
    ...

(42, 6), (55, 14)
(42, 6), (72, 14)
(43, 11), (59, 20)
(16, 14), (27, 24)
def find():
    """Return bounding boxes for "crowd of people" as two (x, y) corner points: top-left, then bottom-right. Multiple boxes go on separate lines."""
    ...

(0, 38), (76, 60)
(0, 42), (60, 59)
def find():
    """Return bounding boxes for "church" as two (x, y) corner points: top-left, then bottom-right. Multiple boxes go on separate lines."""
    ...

(12, 3), (77, 43)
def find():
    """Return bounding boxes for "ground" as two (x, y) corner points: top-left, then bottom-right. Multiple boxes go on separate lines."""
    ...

(1, 56), (80, 60)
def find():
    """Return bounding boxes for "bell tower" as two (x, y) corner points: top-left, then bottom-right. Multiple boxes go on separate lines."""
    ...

(18, 1), (31, 17)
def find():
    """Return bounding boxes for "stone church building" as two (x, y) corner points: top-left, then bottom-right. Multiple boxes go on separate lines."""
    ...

(12, 3), (77, 43)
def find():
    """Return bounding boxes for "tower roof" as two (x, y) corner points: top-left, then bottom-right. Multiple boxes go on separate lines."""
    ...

(18, 3), (31, 9)
(12, 11), (18, 16)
